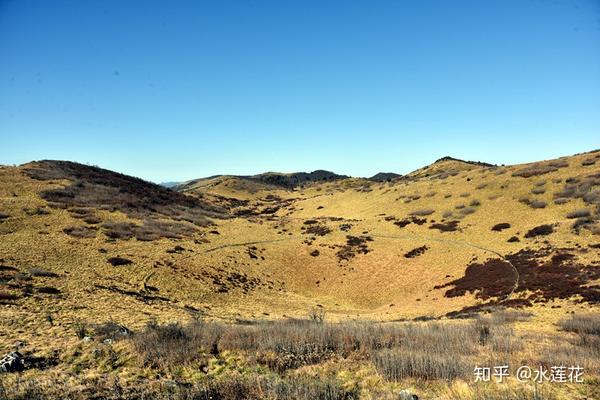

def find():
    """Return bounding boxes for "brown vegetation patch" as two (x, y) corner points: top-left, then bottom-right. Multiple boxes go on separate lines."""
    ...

(567, 209), (591, 219)
(36, 286), (61, 295)
(439, 247), (600, 305)
(394, 216), (427, 228)
(553, 173), (600, 233)
(429, 220), (460, 232)
(524, 224), (554, 238)
(336, 235), (372, 261)
(491, 223), (511, 232)
(107, 257), (133, 266)
(63, 225), (97, 238)
(512, 160), (569, 177)
(25, 160), (222, 225)
(301, 223), (331, 236)
(339, 223), (352, 232)
(210, 271), (264, 294)
(27, 268), (58, 278)
(409, 209), (435, 216)
(435, 258), (515, 299)
(404, 245), (429, 258)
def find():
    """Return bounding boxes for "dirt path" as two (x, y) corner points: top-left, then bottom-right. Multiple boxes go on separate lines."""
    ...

(205, 238), (290, 253)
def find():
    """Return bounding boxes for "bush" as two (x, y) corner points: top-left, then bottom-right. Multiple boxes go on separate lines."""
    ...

(74, 321), (88, 339)
(567, 209), (591, 219)
(63, 226), (97, 238)
(512, 161), (568, 177)
(27, 268), (58, 278)
(469, 199), (481, 207)
(491, 223), (510, 231)
(459, 206), (477, 215)
(560, 314), (600, 336)
(133, 321), (218, 368)
(308, 307), (326, 323)
(102, 221), (137, 240)
(106, 257), (133, 266)
(409, 209), (435, 216)
(529, 200), (547, 209)
(0, 291), (18, 302)
(93, 321), (131, 341)
(372, 348), (469, 381)
(531, 187), (546, 195)
(524, 224), (553, 238)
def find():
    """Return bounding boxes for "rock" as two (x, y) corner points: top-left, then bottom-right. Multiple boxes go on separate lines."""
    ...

(82, 336), (92, 342)
(398, 390), (418, 400)
(0, 351), (25, 373)
(103, 339), (114, 345)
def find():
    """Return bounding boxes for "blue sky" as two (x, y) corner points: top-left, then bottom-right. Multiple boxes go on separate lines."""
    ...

(1, 0), (599, 182)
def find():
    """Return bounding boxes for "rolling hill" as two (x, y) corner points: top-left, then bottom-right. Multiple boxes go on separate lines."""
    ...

(1, 150), (600, 398)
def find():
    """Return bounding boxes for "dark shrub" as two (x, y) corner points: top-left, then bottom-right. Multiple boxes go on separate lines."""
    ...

(28, 268), (58, 278)
(567, 209), (591, 219)
(303, 224), (331, 236)
(491, 223), (511, 232)
(529, 200), (547, 209)
(94, 321), (131, 341)
(409, 209), (435, 216)
(404, 245), (429, 258)
(107, 257), (133, 266)
(37, 286), (61, 294)
(0, 291), (18, 302)
(531, 187), (546, 195)
(459, 206), (477, 215)
(63, 226), (97, 238)
(524, 224), (553, 238)
(102, 221), (137, 240)
(512, 160), (568, 177)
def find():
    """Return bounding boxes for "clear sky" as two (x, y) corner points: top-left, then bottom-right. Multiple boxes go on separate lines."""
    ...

(1, 0), (599, 182)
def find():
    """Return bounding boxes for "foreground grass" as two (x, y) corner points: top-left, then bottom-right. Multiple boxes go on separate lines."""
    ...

(1, 311), (600, 399)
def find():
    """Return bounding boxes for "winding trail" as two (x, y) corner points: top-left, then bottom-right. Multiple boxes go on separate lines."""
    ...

(205, 238), (290, 253)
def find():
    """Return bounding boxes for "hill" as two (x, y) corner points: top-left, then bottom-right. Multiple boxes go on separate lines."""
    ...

(1, 151), (600, 398)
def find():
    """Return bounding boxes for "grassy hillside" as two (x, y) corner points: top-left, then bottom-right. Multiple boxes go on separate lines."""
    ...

(1, 151), (599, 399)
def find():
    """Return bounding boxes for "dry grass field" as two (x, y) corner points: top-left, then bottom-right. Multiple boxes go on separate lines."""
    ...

(1, 150), (600, 399)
